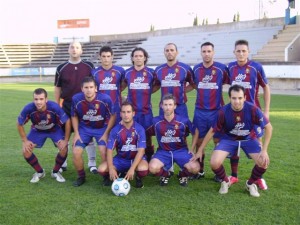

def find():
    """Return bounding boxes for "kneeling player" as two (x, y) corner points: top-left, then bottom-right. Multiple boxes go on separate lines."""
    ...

(98, 101), (149, 188)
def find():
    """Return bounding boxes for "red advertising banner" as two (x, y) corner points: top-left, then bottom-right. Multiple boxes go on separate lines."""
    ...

(57, 19), (90, 29)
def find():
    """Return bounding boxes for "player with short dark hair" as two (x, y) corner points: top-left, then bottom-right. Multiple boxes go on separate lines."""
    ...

(17, 88), (71, 183)
(191, 41), (230, 179)
(191, 85), (272, 197)
(226, 39), (271, 189)
(148, 94), (200, 187)
(71, 77), (116, 187)
(54, 41), (98, 173)
(92, 46), (125, 124)
(122, 47), (159, 162)
(98, 101), (148, 188)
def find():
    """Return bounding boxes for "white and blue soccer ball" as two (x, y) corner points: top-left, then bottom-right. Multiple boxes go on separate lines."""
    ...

(111, 178), (131, 196)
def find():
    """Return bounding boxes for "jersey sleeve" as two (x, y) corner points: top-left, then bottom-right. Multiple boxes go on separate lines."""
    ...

(17, 104), (31, 125)
(106, 127), (118, 150)
(136, 125), (147, 149)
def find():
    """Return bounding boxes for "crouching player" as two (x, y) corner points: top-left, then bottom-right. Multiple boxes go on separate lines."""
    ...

(17, 88), (71, 183)
(191, 85), (272, 197)
(98, 101), (149, 188)
(71, 76), (116, 187)
(148, 94), (200, 187)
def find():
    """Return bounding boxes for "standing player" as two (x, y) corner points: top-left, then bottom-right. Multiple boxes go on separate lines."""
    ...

(191, 42), (230, 179)
(148, 94), (200, 187)
(227, 39), (271, 189)
(17, 88), (71, 183)
(122, 47), (159, 161)
(154, 43), (194, 119)
(98, 101), (148, 188)
(191, 85), (272, 197)
(92, 46), (125, 124)
(54, 41), (98, 174)
(71, 77), (116, 187)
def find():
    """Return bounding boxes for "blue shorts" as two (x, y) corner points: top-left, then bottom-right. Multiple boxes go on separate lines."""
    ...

(134, 112), (153, 130)
(27, 128), (64, 148)
(113, 155), (147, 172)
(215, 139), (262, 158)
(159, 103), (189, 119)
(193, 108), (219, 138)
(75, 126), (107, 148)
(153, 148), (193, 170)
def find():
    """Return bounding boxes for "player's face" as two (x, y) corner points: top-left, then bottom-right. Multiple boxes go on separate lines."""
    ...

(33, 93), (47, 111)
(201, 45), (214, 64)
(230, 90), (246, 111)
(234, 44), (249, 65)
(132, 50), (146, 67)
(162, 99), (176, 116)
(121, 105), (135, 124)
(81, 82), (97, 100)
(164, 44), (178, 62)
(100, 52), (113, 68)
(68, 42), (83, 59)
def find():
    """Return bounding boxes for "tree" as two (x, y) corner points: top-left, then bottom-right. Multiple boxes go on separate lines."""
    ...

(205, 18), (208, 25)
(202, 19), (205, 26)
(237, 12), (240, 22)
(217, 18), (220, 24)
(150, 24), (155, 32)
(193, 15), (199, 26)
(233, 14), (236, 22)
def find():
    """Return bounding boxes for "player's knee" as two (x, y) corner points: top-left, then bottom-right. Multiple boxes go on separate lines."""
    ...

(98, 162), (108, 173)
(148, 162), (160, 174)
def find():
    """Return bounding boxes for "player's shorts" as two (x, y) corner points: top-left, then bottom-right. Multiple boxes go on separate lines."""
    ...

(113, 155), (147, 173)
(159, 103), (189, 119)
(153, 148), (192, 170)
(27, 128), (64, 148)
(75, 126), (107, 148)
(214, 139), (262, 158)
(134, 111), (153, 130)
(193, 108), (220, 138)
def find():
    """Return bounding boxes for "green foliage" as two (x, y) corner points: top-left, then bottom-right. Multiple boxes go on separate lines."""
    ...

(0, 83), (299, 225)
(193, 15), (198, 26)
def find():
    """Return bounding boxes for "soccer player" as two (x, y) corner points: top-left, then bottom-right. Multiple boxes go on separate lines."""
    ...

(17, 88), (71, 183)
(191, 85), (272, 197)
(54, 41), (98, 174)
(71, 76), (116, 187)
(122, 47), (159, 162)
(154, 43), (194, 119)
(92, 46), (125, 124)
(226, 39), (271, 189)
(98, 101), (148, 188)
(191, 42), (230, 179)
(148, 94), (200, 187)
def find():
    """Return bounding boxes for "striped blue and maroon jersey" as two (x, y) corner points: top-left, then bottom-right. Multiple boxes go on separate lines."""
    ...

(17, 101), (69, 132)
(92, 65), (125, 110)
(228, 60), (268, 108)
(124, 66), (156, 113)
(54, 60), (94, 102)
(107, 122), (146, 160)
(148, 115), (193, 151)
(193, 61), (229, 110)
(155, 61), (194, 105)
(212, 101), (269, 141)
(71, 92), (114, 129)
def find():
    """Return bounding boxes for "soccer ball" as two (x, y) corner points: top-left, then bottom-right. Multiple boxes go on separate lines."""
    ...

(111, 178), (131, 196)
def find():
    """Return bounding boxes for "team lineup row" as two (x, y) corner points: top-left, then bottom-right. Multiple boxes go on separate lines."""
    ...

(17, 41), (272, 197)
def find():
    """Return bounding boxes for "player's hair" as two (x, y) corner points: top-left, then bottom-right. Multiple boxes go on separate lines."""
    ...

(131, 47), (149, 65)
(164, 43), (178, 51)
(99, 46), (113, 56)
(81, 76), (96, 87)
(201, 42), (214, 49)
(228, 84), (245, 97)
(235, 39), (249, 47)
(33, 88), (47, 98)
(68, 41), (82, 49)
(162, 93), (176, 104)
(121, 101), (135, 112)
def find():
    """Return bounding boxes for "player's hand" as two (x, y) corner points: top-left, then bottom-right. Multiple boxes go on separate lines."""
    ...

(124, 168), (135, 180)
(57, 139), (68, 151)
(72, 133), (82, 146)
(258, 151), (269, 169)
(22, 140), (34, 153)
(190, 150), (203, 162)
(109, 168), (118, 181)
(99, 133), (109, 144)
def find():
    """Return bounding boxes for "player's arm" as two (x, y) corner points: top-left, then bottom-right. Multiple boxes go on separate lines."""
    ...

(191, 127), (215, 162)
(125, 148), (145, 180)
(57, 119), (71, 151)
(100, 114), (116, 143)
(120, 80), (127, 92)
(54, 86), (61, 105)
(190, 128), (199, 153)
(16, 122), (34, 153)
(71, 115), (82, 145)
(262, 84), (271, 119)
(185, 83), (195, 93)
(259, 122), (272, 168)
(107, 148), (118, 180)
